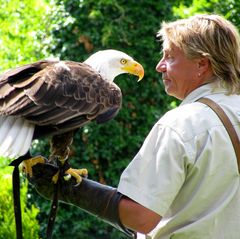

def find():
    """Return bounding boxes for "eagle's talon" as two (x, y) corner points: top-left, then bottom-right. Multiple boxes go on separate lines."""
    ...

(22, 155), (46, 177)
(63, 174), (72, 181)
(63, 168), (88, 184)
(74, 181), (82, 187)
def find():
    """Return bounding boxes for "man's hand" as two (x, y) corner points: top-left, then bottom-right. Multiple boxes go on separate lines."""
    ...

(28, 161), (136, 238)
(29, 161), (59, 199)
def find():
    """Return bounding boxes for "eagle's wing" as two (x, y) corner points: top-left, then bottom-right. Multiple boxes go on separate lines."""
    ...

(0, 60), (122, 138)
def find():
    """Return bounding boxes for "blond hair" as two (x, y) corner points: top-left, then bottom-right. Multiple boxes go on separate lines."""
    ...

(157, 14), (240, 94)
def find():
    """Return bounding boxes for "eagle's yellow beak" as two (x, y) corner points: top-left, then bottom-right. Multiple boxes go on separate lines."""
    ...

(121, 60), (144, 82)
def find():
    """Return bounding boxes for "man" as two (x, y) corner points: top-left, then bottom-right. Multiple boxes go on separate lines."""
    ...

(29, 14), (240, 238)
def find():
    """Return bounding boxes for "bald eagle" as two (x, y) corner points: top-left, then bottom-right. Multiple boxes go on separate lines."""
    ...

(0, 49), (144, 182)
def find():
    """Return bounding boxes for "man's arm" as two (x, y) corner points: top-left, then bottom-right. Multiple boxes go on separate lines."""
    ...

(29, 162), (161, 237)
(119, 196), (161, 234)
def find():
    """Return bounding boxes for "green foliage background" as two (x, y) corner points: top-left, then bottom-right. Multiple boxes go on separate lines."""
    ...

(0, 0), (49, 238)
(0, 158), (40, 238)
(0, 0), (240, 238)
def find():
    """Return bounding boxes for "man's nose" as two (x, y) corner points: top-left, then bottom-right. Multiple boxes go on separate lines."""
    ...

(156, 59), (166, 73)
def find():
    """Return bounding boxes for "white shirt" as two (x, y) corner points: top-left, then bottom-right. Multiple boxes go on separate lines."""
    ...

(118, 81), (240, 239)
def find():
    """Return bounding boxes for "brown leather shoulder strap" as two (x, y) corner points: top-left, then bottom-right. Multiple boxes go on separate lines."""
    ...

(197, 97), (240, 173)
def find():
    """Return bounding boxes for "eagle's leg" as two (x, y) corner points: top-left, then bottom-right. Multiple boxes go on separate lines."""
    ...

(50, 132), (88, 184)
(22, 155), (46, 177)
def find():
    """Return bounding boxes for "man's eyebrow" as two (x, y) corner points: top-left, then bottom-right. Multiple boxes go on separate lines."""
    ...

(161, 48), (172, 55)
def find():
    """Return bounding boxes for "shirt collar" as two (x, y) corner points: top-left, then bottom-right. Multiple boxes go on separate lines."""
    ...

(181, 81), (228, 106)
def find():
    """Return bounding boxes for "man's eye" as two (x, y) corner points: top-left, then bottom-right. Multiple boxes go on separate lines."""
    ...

(165, 53), (174, 61)
(165, 53), (172, 58)
(120, 59), (127, 64)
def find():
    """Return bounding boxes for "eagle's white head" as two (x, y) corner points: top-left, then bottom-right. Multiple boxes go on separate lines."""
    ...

(84, 49), (144, 82)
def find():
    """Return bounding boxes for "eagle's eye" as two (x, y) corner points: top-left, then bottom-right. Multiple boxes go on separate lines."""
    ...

(120, 59), (127, 65)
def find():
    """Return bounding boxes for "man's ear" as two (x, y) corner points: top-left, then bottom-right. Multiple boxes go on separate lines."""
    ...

(197, 57), (211, 75)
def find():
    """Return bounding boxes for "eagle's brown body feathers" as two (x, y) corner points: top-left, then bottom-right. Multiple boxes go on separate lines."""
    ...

(0, 60), (122, 139)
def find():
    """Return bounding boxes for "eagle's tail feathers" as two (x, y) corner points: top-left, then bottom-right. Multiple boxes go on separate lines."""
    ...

(0, 116), (34, 158)
(19, 121), (35, 156)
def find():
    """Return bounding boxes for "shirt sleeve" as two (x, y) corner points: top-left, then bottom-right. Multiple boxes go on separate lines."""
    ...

(117, 122), (190, 216)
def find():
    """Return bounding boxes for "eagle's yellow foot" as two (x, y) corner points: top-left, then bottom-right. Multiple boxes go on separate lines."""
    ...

(22, 155), (46, 177)
(64, 168), (88, 185)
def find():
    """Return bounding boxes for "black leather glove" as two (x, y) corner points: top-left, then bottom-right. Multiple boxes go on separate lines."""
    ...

(29, 162), (136, 238)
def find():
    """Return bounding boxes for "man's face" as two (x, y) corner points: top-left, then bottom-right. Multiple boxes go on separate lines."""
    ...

(156, 44), (206, 100)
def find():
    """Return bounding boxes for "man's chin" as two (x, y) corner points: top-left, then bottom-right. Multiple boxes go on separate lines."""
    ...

(163, 79), (172, 89)
(164, 87), (179, 99)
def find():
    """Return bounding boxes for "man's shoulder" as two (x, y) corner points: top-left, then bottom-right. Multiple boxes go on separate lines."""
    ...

(160, 101), (210, 125)
(158, 102), (217, 141)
